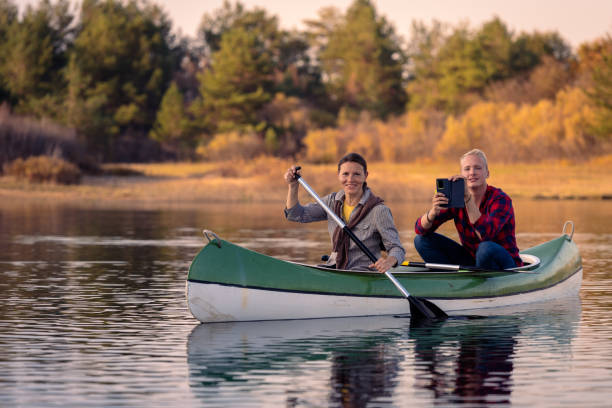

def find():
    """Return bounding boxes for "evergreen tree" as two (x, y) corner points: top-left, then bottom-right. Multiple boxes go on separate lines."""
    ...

(195, 26), (273, 134)
(0, 0), (18, 103)
(320, 0), (406, 119)
(150, 82), (193, 157)
(407, 18), (573, 113)
(199, 1), (320, 101)
(588, 44), (612, 139)
(437, 19), (513, 112)
(64, 0), (177, 158)
(510, 31), (572, 74)
(0, 0), (73, 116)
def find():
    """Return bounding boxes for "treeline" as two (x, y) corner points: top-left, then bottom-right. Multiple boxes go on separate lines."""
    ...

(0, 0), (611, 168)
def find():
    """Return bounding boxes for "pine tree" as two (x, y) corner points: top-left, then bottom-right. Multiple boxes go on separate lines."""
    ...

(195, 26), (273, 134)
(64, 0), (177, 158)
(589, 49), (612, 138)
(150, 82), (193, 157)
(319, 0), (406, 119)
(0, 0), (73, 116)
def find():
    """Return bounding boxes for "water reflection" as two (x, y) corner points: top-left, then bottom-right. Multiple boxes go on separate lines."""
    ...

(187, 299), (580, 406)
(410, 318), (518, 405)
(409, 298), (580, 405)
(187, 317), (403, 406)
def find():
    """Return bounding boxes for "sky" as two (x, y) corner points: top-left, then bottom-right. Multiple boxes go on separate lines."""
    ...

(15, 0), (612, 49)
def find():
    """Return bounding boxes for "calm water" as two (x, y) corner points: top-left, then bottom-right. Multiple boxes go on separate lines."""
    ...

(0, 199), (611, 407)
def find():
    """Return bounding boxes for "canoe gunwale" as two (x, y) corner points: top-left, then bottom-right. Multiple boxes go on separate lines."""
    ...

(291, 262), (540, 276)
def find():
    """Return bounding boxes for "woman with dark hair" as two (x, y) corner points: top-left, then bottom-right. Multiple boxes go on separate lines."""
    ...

(284, 153), (405, 273)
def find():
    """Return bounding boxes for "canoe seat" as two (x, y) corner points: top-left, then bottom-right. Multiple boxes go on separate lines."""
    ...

(514, 254), (541, 271)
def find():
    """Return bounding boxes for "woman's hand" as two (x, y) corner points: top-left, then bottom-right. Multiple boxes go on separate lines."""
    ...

(284, 166), (300, 185)
(370, 256), (398, 274)
(450, 175), (471, 204)
(285, 166), (301, 209)
(430, 192), (448, 217)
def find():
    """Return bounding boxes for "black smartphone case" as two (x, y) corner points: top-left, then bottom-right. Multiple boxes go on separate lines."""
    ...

(436, 178), (465, 208)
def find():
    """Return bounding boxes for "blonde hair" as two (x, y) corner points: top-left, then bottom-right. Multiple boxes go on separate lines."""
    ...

(460, 149), (488, 171)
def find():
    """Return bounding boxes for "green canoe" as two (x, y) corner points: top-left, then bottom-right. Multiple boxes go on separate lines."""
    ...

(186, 223), (582, 323)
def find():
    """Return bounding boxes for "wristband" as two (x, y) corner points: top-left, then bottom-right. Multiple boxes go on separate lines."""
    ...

(426, 211), (434, 223)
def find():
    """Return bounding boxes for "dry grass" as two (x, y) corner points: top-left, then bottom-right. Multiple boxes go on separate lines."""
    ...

(0, 155), (610, 207)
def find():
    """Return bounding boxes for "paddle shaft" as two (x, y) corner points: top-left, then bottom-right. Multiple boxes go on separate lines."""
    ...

(407, 261), (535, 274)
(295, 174), (411, 298)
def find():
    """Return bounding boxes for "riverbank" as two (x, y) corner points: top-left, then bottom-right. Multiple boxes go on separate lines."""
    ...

(1, 156), (610, 208)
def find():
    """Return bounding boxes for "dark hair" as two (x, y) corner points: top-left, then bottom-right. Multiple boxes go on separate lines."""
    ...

(337, 152), (367, 173)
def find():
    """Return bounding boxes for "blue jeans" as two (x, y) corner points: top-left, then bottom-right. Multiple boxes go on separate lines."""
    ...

(414, 233), (516, 270)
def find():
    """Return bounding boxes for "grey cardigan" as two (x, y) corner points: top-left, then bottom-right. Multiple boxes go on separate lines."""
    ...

(285, 187), (405, 270)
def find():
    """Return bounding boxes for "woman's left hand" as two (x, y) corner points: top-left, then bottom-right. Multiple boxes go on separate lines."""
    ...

(450, 175), (471, 203)
(370, 256), (398, 274)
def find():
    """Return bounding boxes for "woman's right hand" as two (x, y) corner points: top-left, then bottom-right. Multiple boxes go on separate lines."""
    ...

(430, 192), (448, 217)
(284, 166), (300, 186)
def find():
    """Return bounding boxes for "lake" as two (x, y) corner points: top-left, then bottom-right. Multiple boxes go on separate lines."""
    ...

(0, 199), (610, 407)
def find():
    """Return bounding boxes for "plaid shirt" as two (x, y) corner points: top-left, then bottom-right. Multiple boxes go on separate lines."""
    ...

(415, 185), (522, 266)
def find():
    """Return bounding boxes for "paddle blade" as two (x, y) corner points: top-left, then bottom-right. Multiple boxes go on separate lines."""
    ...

(408, 296), (448, 321)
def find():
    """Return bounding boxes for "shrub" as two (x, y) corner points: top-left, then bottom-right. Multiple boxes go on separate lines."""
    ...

(0, 107), (98, 172)
(302, 128), (341, 163)
(434, 87), (603, 162)
(3, 156), (82, 184)
(196, 131), (265, 160)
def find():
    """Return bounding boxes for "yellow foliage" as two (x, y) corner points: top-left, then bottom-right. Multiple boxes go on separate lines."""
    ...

(197, 131), (265, 160)
(434, 87), (601, 162)
(290, 87), (603, 165)
(302, 128), (340, 163)
(346, 130), (379, 159)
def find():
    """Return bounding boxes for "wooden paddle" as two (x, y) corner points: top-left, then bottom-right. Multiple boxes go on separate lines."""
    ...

(293, 167), (448, 322)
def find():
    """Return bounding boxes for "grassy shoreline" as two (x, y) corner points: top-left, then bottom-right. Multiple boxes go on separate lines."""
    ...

(1, 157), (610, 207)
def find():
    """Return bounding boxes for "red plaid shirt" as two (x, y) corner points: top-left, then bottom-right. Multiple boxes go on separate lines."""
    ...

(415, 185), (522, 266)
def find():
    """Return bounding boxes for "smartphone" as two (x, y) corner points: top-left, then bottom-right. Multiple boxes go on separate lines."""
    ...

(436, 178), (465, 208)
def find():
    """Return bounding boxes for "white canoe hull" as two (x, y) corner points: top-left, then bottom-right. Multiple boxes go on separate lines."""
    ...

(186, 268), (582, 323)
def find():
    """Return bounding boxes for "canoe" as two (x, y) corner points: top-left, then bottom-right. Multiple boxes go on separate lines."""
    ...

(186, 222), (582, 323)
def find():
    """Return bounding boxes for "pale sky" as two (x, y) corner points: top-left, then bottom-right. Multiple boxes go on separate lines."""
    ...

(15, 0), (612, 49)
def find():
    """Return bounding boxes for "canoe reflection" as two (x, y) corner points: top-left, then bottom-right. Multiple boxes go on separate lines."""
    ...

(186, 298), (580, 406)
